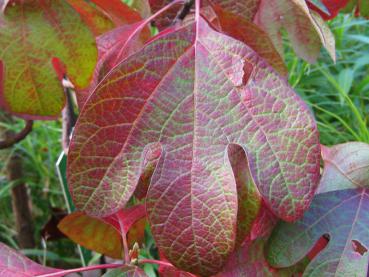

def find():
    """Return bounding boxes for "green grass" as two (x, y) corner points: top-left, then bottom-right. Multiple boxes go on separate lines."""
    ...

(286, 14), (369, 145)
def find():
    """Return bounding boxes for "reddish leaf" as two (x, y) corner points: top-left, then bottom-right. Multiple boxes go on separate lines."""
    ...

(0, 242), (60, 276)
(102, 204), (147, 235)
(210, 0), (259, 20)
(254, 0), (335, 63)
(158, 253), (197, 277)
(77, 22), (149, 108)
(212, 5), (287, 76)
(307, 1), (332, 20)
(58, 211), (123, 259)
(159, 266), (196, 277)
(90, 0), (143, 26)
(228, 144), (262, 246)
(250, 204), (279, 240)
(0, 0), (97, 119)
(58, 205), (146, 259)
(318, 142), (369, 193)
(149, 0), (260, 29)
(148, 0), (178, 29)
(267, 189), (369, 276)
(68, 17), (320, 275)
(66, 0), (116, 36)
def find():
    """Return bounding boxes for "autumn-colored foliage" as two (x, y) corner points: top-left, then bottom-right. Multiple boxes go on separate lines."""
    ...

(0, 0), (368, 276)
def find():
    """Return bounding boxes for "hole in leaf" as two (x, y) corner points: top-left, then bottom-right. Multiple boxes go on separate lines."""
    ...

(241, 60), (254, 86)
(307, 234), (330, 260)
(352, 240), (367, 256)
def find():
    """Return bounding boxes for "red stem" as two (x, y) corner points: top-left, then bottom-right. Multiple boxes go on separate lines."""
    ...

(36, 263), (123, 277)
(117, 213), (130, 264)
(138, 259), (175, 268)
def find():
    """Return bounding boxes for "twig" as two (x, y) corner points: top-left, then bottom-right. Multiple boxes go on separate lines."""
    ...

(0, 120), (33, 149)
(172, 0), (195, 25)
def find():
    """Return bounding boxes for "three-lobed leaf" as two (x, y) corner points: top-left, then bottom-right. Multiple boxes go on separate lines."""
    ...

(0, 0), (97, 119)
(68, 15), (320, 275)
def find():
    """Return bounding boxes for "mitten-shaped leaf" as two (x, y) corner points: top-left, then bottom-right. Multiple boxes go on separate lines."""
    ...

(68, 17), (320, 275)
(0, 0), (97, 119)
(254, 0), (336, 63)
(318, 142), (369, 193)
(267, 189), (369, 277)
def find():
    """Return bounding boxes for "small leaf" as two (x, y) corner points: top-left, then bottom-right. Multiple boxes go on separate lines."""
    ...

(318, 142), (369, 193)
(102, 266), (148, 277)
(58, 211), (123, 259)
(254, 0), (336, 63)
(0, 0), (97, 119)
(0, 242), (60, 276)
(58, 205), (146, 259)
(68, 17), (320, 275)
(267, 189), (369, 277)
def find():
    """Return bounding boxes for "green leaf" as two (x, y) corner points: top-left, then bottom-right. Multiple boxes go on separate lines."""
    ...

(0, 0), (97, 119)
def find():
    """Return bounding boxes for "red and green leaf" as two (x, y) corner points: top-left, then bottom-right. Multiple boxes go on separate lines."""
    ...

(77, 22), (149, 108)
(212, 5), (287, 76)
(66, 0), (116, 36)
(68, 15), (320, 275)
(0, 242), (60, 276)
(254, 0), (336, 63)
(0, 0), (97, 119)
(209, 0), (259, 21)
(58, 205), (146, 259)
